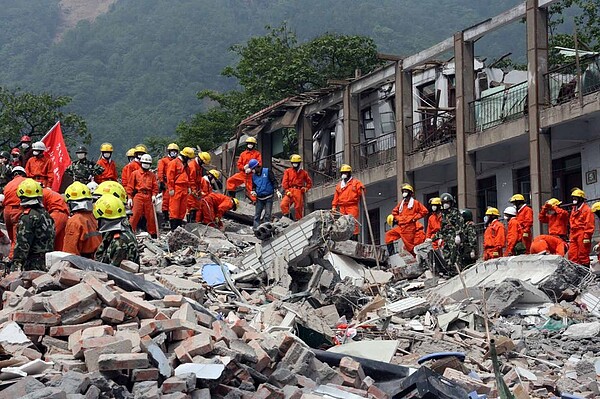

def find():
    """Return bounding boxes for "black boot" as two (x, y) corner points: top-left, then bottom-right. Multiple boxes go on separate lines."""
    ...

(227, 190), (236, 198)
(162, 210), (169, 221)
(188, 210), (197, 223)
(170, 219), (180, 230)
(387, 243), (396, 256)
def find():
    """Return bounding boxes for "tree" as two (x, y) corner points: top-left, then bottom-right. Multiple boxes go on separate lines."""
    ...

(179, 23), (383, 148)
(0, 87), (88, 148)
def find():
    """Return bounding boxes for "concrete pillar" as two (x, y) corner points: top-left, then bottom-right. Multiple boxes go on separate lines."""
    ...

(343, 85), (359, 165)
(454, 32), (478, 217)
(297, 113), (313, 167)
(396, 63), (414, 200)
(527, 0), (551, 235)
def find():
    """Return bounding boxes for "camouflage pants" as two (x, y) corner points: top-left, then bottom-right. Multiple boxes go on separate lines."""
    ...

(23, 257), (46, 271)
(441, 241), (458, 272)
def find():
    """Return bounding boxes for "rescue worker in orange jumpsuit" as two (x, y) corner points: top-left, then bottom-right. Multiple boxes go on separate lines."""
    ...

(19, 135), (34, 165)
(425, 197), (442, 240)
(95, 143), (118, 184)
(42, 186), (69, 251)
(199, 193), (239, 228)
(25, 141), (54, 188)
(510, 194), (533, 253)
(62, 182), (102, 258)
(332, 164), (365, 238)
(3, 167), (27, 258)
(121, 147), (143, 189)
(539, 198), (569, 240)
(157, 143), (179, 226)
(280, 154), (312, 221)
(592, 202), (600, 258)
(530, 235), (567, 256)
(195, 170), (220, 222)
(504, 206), (524, 256)
(127, 154), (159, 237)
(385, 183), (428, 256)
(187, 152), (211, 223)
(568, 189), (595, 266)
(483, 207), (505, 260)
(167, 147), (194, 230)
(226, 137), (262, 200)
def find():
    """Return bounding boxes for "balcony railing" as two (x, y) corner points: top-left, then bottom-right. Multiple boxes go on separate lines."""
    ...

(352, 131), (397, 172)
(546, 53), (600, 106)
(306, 151), (344, 187)
(468, 81), (528, 133)
(407, 110), (456, 155)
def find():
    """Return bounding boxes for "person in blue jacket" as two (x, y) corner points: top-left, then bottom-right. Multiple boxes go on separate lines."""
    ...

(248, 159), (281, 229)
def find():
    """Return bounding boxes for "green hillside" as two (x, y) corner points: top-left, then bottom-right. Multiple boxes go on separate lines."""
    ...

(0, 0), (524, 154)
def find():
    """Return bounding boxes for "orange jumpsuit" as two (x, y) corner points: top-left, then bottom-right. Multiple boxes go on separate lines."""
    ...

(530, 235), (567, 256)
(42, 188), (69, 251)
(226, 149), (262, 199)
(516, 205), (533, 253)
(95, 158), (118, 183)
(539, 204), (569, 238)
(62, 211), (102, 257)
(157, 156), (173, 213)
(127, 169), (159, 235)
(332, 178), (365, 235)
(195, 176), (214, 222)
(568, 203), (595, 265)
(25, 155), (54, 188)
(187, 160), (204, 216)
(505, 217), (523, 256)
(483, 219), (506, 260)
(199, 193), (234, 226)
(121, 161), (141, 190)
(280, 167), (312, 220)
(3, 175), (26, 258)
(425, 213), (441, 239)
(385, 198), (429, 255)
(167, 158), (190, 221)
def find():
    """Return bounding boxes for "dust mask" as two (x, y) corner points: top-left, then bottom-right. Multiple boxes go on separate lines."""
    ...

(431, 205), (438, 212)
(247, 144), (254, 150)
(102, 152), (111, 159)
(169, 151), (177, 158)
(32, 150), (41, 156)
(572, 199), (578, 205)
(402, 192), (409, 198)
(443, 203), (450, 210)
(483, 216), (489, 224)
(292, 163), (300, 169)
(76, 153), (86, 160)
(341, 173), (348, 180)
(21, 143), (30, 149)
(142, 163), (151, 170)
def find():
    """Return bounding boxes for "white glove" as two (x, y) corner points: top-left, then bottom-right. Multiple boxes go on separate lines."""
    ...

(151, 195), (156, 204)
(454, 235), (461, 245)
(169, 190), (175, 196)
(250, 191), (257, 197)
(245, 167), (252, 174)
(470, 251), (476, 259)
(0, 193), (4, 206)
(276, 191), (282, 200)
(127, 198), (133, 208)
(425, 238), (432, 243)
(594, 244), (599, 253)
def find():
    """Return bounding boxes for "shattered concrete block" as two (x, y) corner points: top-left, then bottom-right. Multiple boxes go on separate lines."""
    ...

(60, 299), (103, 325)
(0, 376), (45, 397)
(98, 353), (148, 371)
(120, 260), (140, 273)
(19, 387), (68, 399)
(58, 371), (91, 394)
(47, 283), (96, 314)
(163, 294), (184, 307)
(563, 322), (600, 339)
(168, 227), (201, 252)
(229, 339), (258, 363)
(158, 275), (205, 301)
(141, 335), (173, 378)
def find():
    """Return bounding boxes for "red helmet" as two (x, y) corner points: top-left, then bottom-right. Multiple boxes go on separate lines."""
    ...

(11, 148), (21, 155)
(20, 135), (32, 143)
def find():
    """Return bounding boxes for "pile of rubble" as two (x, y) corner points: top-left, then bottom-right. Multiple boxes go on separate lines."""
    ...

(0, 209), (600, 398)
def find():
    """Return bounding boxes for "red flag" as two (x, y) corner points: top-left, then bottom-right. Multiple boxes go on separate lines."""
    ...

(41, 121), (71, 192)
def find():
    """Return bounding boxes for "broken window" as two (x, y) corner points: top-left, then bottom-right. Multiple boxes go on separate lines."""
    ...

(552, 153), (582, 201)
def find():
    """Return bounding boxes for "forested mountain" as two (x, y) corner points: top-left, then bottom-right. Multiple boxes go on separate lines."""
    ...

(0, 0), (523, 152)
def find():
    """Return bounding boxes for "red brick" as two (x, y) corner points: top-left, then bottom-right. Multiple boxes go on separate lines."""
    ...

(101, 307), (125, 324)
(368, 384), (390, 399)
(81, 336), (122, 351)
(98, 353), (148, 371)
(231, 319), (254, 338)
(171, 329), (195, 341)
(11, 311), (60, 325)
(49, 320), (102, 337)
(253, 383), (284, 399)
(132, 368), (159, 382)
(58, 267), (81, 286)
(116, 299), (139, 318)
(242, 330), (263, 342)
(21, 347), (42, 360)
(22, 324), (46, 336)
(117, 322), (139, 331)
(119, 260), (139, 273)
(161, 376), (186, 394)
(162, 294), (184, 307)
(20, 270), (45, 281)
(248, 340), (271, 372)
(84, 338), (133, 372)
(118, 292), (157, 319)
(32, 274), (55, 290)
(47, 283), (96, 314)
(212, 320), (237, 345)
(81, 325), (114, 340)
(83, 275), (118, 307)
(155, 312), (169, 320)
(0, 271), (23, 291)
(174, 344), (193, 363)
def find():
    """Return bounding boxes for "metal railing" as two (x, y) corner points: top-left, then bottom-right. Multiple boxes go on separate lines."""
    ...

(352, 131), (397, 172)
(468, 81), (528, 133)
(406, 110), (456, 154)
(546, 54), (600, 106)
(306, 151), (344, 187)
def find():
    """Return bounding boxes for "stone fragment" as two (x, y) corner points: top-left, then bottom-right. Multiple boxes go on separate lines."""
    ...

(97, 353), (149, 370)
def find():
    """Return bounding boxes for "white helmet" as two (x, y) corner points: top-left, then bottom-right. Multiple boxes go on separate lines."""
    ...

(86, 181), (99, 192)
(140, 154), (152, 164)
(12, 166), (26, 176)
(503, 206), (517, 217)
(32, 142), (47, 151)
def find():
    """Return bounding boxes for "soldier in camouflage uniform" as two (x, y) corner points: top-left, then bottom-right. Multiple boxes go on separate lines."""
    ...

(12, 178), (55, 271)
(0, 151), (11, 192)
(433, 193), (464, 275)
(93, 194), (140, 266)
(459, 209), (478, 268)
(66, 145), (104, 183)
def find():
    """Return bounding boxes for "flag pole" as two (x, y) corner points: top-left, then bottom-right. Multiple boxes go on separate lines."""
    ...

(41, 121), (61, 142)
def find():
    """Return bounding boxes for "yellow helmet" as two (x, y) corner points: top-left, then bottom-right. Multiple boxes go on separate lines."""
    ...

(386, 214), (395, 227)
(126, 148), (136, 157)
(198, 151), (211, 164)
(94, 181), (127, 204)
(546, 198), (562, 207)
(571, 188), (586, 199)
(65, 181), (92, 201)
(134, 144), (147, 153)
(17, 178), (43, 199)
(592, 202), (600, 213)
(429, 197), (442, 206)
(100, 143), (113, 152)
(290, 154), (302, 163)
(93, 194), (126, 220)
(510, 194), (525, 202)
(401, 183), (414, 192)
(340, 164), (352, 173)
(208, 169), (221, 180)
(167, 143), (179, 151)
(180, 147), (195, 158)
(485, 207), (500, 216)
(245, 137), (257, 145)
